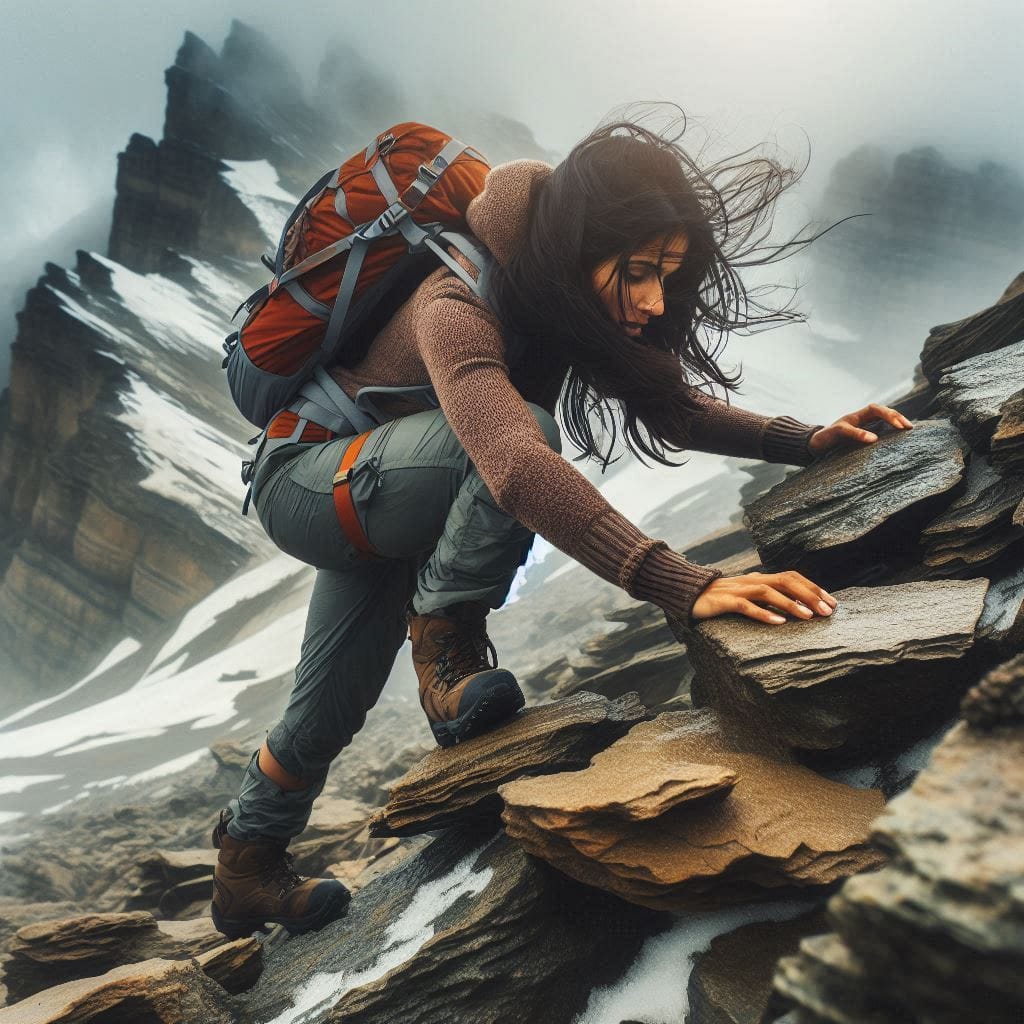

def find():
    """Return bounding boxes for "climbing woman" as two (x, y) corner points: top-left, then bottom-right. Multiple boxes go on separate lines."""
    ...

(210, 109), (913, 938)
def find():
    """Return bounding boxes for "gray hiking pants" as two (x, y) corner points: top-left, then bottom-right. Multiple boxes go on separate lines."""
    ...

(226, 402), (561, 842)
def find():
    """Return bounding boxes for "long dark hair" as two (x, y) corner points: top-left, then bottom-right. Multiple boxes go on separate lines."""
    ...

(487, 103), (833, 471)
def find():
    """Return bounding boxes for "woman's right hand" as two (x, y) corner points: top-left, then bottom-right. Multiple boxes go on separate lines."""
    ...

(690, 570), (838, 625)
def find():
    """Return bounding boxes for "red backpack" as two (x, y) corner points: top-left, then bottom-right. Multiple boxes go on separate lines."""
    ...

(219, 123), (495, 514)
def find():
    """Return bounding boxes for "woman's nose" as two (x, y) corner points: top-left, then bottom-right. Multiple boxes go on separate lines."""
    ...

(637, 284), (665, 317)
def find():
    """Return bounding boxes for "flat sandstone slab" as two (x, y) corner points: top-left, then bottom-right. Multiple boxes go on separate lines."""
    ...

(499, 709), (885, 913)
(369, 691), (646, 837)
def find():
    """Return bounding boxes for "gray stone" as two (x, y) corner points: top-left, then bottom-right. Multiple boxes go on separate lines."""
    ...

(935, 339), (1024, 449)
(685, 579), (990, 762)
(743, 419), (969, 587)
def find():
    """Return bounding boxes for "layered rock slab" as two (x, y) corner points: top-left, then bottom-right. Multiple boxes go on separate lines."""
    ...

(499, 710), (885, 913)
(684, 579), (990, 762)
(935, 339), (1024, 450)
(771, 654), (1024, 1023)
(743, 419), (969, 586)
(243, 825), (667, 1024)
(919, 453), (1024, 573)
(369, 691), (645, 838)
(0, 957), (238, 1023)
(991, 386), (1024, 475)
(920, 277), (1024, 383)
(1, 910), (224, 1003)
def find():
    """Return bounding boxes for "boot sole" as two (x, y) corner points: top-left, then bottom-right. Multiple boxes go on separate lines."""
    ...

(431, 678), (526, 748)
(210, 884), (352, 940)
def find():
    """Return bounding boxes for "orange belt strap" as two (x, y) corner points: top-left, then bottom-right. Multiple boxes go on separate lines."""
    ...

(332, 431), (378, 557)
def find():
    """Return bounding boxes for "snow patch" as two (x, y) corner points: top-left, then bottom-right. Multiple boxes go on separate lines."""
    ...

(220, 159), (297, 246)
(575, 900), (817, 1024)
(146, 554), (309, 674)
(0, 638), (141, 730)
(267, 842), (495, 1024)
(0, 774), (64, 796)
(115, 371), (252, 545)
(0, 606), (307, 761)
(93, 253), (228, 358)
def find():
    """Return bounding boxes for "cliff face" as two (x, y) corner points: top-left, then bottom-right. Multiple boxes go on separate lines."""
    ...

(0, 21), (338, 685)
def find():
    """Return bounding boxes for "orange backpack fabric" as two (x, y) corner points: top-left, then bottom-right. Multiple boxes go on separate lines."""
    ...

(237, 123), (490, 379)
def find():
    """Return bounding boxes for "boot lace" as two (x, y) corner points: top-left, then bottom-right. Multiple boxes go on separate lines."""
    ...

(434, 620), (498, 693)
(258, 849), (305, 899)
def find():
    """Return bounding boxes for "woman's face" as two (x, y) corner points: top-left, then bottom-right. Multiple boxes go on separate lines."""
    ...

(590, 232), (689, 337)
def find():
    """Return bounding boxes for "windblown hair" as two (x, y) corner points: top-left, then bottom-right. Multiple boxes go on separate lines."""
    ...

(487, 102), (834, 470)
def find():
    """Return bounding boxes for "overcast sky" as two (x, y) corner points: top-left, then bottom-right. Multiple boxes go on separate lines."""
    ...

(1, 0), (1021, 383)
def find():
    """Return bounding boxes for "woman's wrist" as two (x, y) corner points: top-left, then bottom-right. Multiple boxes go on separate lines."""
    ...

(762, 416), (825, 466)
(628, 542), (724, 625)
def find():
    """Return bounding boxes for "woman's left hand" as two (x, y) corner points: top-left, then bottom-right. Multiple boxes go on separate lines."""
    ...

(808, 403), (914, 456)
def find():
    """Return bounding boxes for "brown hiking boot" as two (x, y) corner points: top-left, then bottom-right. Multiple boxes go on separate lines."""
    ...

(407, 600), (526, 748)
(210, 810), (350, 939)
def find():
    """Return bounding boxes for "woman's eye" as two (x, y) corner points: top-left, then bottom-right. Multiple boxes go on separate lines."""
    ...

(627, 269), (647, 282)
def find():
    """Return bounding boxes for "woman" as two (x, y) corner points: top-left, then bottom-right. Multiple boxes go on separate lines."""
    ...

(210, 113), (912, 939)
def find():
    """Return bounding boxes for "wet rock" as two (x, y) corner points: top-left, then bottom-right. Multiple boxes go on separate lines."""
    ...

(685, 579), (989, 763)
(499, 709), (885, 913)
(687, 909), (829, 1024)
(369, 692), (646, 838)
(1, 910), (223, 1003)
(743, 419), (969, 587)
(920, 278), (1024, 384)
(991, 387), (1024, 476)
(0, 957), (237, 1022)
(771, 655), (1024, 1023)
(194, 936), (262, 994)
(243, 825), (667, 1024)
(935, 339), (1024, 450)
(919, 453), (1024, 574)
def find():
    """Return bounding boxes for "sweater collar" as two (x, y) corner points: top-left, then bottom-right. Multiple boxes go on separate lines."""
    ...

(465, 159), (554, 269)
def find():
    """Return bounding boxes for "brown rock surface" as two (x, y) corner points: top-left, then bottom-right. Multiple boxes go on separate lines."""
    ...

(1, 910), (223, 1004)
(369, 692), (646, 837)
(991, 386), (1024, 476)
(0, 957), (236, 1022)
(684, 579), (989, 761)
(499, 709), (885, 913)
(194, 937), (263, 994)
(771, 654), (1024, 1023)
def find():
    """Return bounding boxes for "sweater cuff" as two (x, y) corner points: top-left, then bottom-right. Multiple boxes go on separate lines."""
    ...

(628, 543), (724, 628)
(761, 416), (824, 466)
(574, 511), (668, 594)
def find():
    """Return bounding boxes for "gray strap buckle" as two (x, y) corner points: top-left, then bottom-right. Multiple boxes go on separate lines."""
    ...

(359, 201), (408, 241)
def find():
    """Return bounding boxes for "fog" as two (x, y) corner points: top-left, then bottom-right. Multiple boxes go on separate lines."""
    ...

(2, 0), (1022, 387)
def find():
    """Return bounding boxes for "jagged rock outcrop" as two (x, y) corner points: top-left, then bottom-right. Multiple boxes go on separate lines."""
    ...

(0, 911), (224, 1003)
(743, 419), (969, 586)
(369, 692), (646, 837)
(919, 452), (1024, 573)
(683, 579), (990, 762)
(770, 654), (1024, 1023)
(499, 709), (885, 913)
(991, 387), (1024, 475)
(243, 825), (667, 1024)
(935, 339), (1024, 450)
(920, 274), (1024, 383)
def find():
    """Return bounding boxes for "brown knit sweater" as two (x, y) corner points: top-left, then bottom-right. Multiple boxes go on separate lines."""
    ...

(329, 160), (823, 623)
